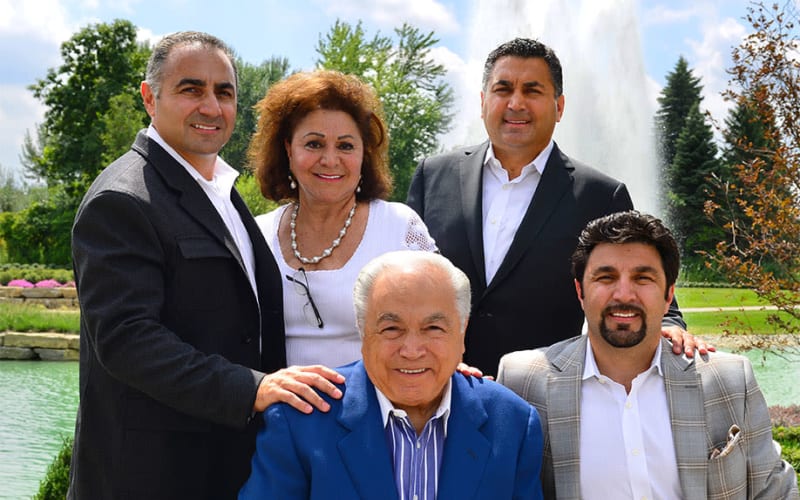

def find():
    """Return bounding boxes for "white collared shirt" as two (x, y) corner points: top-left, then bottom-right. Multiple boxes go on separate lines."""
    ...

(579, 339), (682, 500)
(375, 379), (452, 436)
(481, 141), (552, 284)
(146, 126), (258, 300)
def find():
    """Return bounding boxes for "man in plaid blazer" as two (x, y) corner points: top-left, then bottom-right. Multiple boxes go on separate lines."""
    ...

(498, 211), (798, 500)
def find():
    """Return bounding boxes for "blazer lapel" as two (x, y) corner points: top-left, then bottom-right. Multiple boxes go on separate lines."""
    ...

(485, 143), (573, 295)
(459, 143), (489, 292)
(437, 375), (491, 497)
(337, 363), (400, 500)
(661, 341), (707, 499)
(546, 335), (586, 500)
(133, 132), (242, 261)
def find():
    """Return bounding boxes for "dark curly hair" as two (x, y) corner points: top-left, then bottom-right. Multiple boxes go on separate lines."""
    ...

(248, 70), (392, 202)
(571, 211), (680, 299)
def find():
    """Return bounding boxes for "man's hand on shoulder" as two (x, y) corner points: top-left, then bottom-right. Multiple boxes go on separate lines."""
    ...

(662, 325), (716, 358)
(254, 365), (345, 414)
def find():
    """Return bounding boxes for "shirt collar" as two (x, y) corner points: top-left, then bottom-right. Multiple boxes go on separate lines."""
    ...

(375, 378), (453, 436)
(483, 139), (553, 181)
(146, 125), (239, 194)
(583, 336), (664, 381)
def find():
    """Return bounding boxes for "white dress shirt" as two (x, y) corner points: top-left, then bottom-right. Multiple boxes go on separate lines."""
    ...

(481, 141), (552, 284)
(579, 338), (682, 500)
(146, 126), (258, 299)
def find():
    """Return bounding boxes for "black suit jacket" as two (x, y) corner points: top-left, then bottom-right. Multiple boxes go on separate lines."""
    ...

(408, 141), (684, 375)
(68, 131), (286, 499)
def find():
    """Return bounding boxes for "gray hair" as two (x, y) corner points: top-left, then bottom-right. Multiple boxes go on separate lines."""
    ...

(353, 251), (471, 337)
(145, 31), (238, 97)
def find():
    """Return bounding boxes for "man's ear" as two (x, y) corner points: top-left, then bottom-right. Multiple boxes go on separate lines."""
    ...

(664, 283), (675, 315)
(141, 81), (156, 119)
(574, 279), (585, 309)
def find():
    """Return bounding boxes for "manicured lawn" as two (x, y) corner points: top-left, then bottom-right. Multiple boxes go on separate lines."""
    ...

(676, 287), (770, 308)
(0, 302), (80, 333)
(677, 287), (799, 335)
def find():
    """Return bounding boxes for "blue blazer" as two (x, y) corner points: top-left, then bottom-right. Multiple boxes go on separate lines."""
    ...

(240, 361), (544, 499)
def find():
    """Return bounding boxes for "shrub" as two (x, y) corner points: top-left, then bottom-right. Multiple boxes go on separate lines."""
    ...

(34, 435), (73, 500)
(0, 264), (73, 285)
(773, 426), (800, 481)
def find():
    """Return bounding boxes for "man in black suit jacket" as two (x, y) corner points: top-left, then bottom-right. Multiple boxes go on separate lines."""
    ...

(68, 32), (342, 499)
(407, 38), (691, 375)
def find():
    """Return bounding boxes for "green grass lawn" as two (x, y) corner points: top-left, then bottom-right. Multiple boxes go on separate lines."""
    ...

(676, 287), (770, 308)
(0, 302), (80, 333)
(677, 287), (800, 335)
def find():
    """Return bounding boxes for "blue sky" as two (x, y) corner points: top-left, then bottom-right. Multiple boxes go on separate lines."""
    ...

(0, 0), (768, 207)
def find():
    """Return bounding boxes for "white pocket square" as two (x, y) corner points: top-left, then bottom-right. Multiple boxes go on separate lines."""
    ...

(710, 424), (741, 459)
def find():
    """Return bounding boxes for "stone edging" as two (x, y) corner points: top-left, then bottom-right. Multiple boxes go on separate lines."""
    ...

(0, 285), (78, 309)
(0, 332), (79, 361)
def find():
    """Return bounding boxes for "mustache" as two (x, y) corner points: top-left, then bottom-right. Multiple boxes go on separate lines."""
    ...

(602, 304), (645, 317)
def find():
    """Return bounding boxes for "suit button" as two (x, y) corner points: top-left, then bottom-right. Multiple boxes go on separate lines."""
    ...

(242, 336), (253, 344)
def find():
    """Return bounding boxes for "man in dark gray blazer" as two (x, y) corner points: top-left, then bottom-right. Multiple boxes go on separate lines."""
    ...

(68, 31), (342, 499)
(407, 38), (690, 375)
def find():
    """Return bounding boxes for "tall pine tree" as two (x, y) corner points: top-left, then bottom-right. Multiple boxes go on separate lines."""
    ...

(655, 57), (704, 169)
(667, 102), (724, 257)
(654, 57), (704, 216)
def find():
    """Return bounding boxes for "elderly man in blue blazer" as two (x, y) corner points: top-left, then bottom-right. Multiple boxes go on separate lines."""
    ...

(498, 211), (798, 500)
(240, 251), (544, 499)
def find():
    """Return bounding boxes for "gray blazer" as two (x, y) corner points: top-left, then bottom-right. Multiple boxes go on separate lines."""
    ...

(497, 336), (799, 500)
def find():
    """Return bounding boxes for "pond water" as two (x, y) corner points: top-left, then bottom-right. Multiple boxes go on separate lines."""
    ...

(1, 349), (798, 498)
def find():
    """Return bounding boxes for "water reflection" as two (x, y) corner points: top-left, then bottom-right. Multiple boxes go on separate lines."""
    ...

(0, 361), (78, 499)
(0, 350), (797, 498)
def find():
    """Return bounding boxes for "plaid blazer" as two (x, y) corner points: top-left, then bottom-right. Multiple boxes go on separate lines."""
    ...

(497, 336), (799, 500)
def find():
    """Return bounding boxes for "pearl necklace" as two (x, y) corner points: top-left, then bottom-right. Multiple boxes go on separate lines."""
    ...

(290, 201), (357, 264)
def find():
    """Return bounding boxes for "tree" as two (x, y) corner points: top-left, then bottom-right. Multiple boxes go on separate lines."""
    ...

(705, 1), (800, 341)
(316, 20), (454, 200)
(222, 57), (290, 170)
(655, 57), (704, 169)
(27, 19), (150, 195)
(666, 102), (724, 257)
(99, 93), (149, 166)
(654, 57), (705, 217)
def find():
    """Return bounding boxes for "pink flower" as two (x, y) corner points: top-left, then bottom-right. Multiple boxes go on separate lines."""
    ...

(7, 279), (34, 288)
(35, 279), (62, 288)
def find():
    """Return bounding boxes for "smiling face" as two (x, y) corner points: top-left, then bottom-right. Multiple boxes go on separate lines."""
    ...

(480, 56), (564, 168)
(141, 43), (236, 176)
(286, 109), (364, 207)
(577, 242), (674, 350)
(361, 262), (465, 422)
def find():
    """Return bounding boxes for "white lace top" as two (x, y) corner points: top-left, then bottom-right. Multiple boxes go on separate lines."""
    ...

(256, 200), (437, 368)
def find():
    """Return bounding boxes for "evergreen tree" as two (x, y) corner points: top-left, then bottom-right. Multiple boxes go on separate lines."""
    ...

(316, 20), (453, 200)
(666, 102), (724, 257)
(721, 92), (777, 171)
(655, 57), (704, 169)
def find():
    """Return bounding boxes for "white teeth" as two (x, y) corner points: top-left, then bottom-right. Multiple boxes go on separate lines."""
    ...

(399, 368), (425, 374)
(193, 124), (217, 130)
(317, 174), (343, 179)
(612, 312), (636, 318)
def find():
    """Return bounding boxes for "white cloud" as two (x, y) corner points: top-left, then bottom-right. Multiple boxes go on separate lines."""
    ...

(0, 85), (45, 176)
(0, 0), (73, 43)
(688, 16), (747, 125)
(317, 0), (459, 33)
(641, 4), (699, 25)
